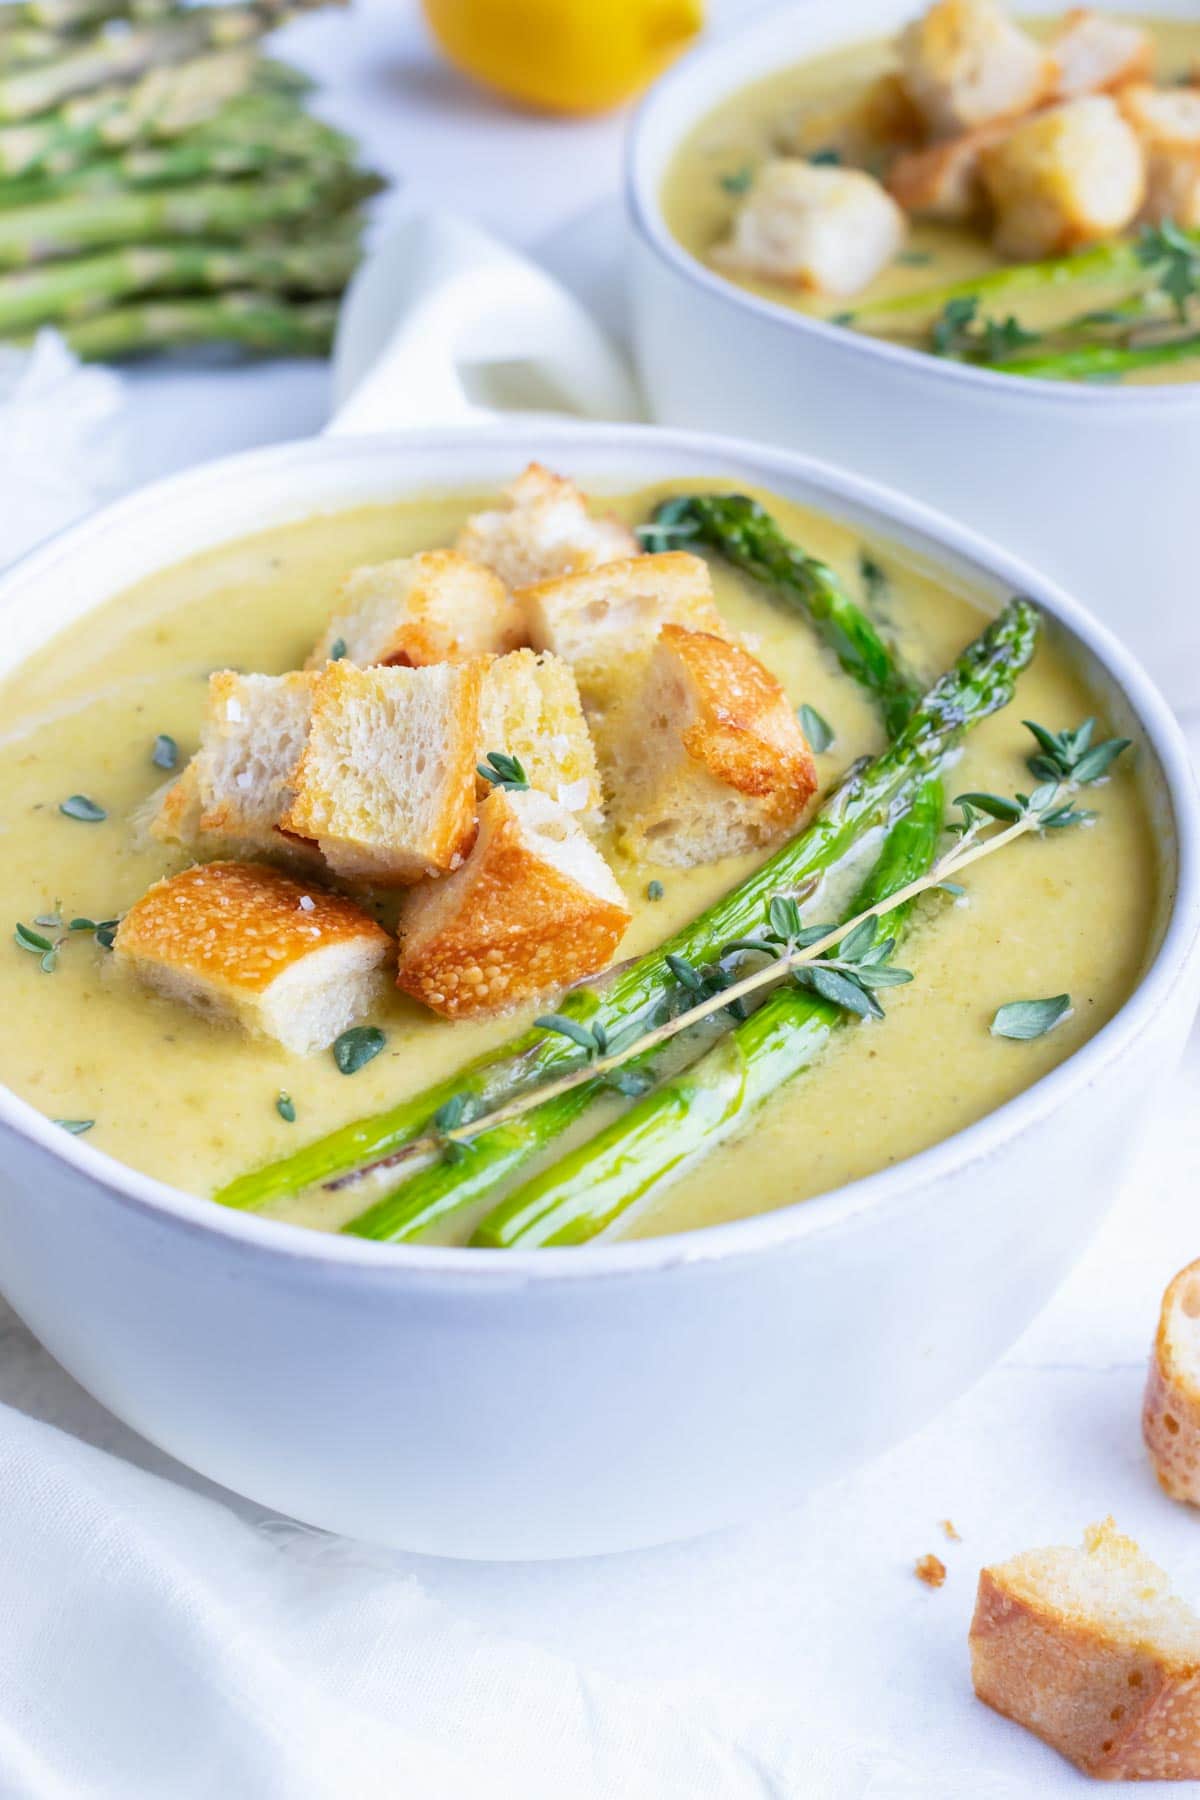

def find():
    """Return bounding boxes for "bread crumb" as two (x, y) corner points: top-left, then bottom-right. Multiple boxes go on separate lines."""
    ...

(941, 1518), (962, 1542)
(916, 1553), (947, 1588)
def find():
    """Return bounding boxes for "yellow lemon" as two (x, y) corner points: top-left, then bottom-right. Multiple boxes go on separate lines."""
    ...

(422, 0), (704, 116)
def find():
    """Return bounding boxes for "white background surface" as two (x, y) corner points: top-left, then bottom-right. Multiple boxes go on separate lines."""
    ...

(6, 2), (1200, 1794)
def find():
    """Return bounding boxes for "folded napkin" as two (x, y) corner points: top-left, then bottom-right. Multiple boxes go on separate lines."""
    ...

(0, 332), (126, 568)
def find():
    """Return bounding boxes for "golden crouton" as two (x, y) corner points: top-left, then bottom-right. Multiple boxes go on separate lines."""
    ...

(970, 1518), (1200, 1780)
(1143, 1258), (1200, 1506)
(282, 659), (484, 885)
(150, 671), (320, 867)
(980, 95), (1146, 258)
(396, 786), (631, 1019)
(779, 72), (925, 169)
(605, 625), (819, 868)
(456, 463), (638, 590)
(714, 159), (907, 296)
(888, 121), (1010, 220)
(521, 551), (727, 714)
(306, 549), (524, 671)
(114, 861), (393, 1054)
(1050, 10), (1153, 102)
(899, 0), (1056, 138)
(478, 650), (602, 825)
(1120, 84), (1200, 226)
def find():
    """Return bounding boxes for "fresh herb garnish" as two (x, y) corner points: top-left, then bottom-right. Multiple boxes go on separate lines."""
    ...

(14, 920), (58, 972)
(897, 249), (934, 267)
(646, 879), (665, 902)
(859, 551), (887, 602)
(477, 750), (530, 791)
(276, 1092), (296, 1123)
(799, 703), (834, 753)
(809, 147), (841, 166)
(930, 296), (1040, 364)
(332, 1027), (386, 1075)
(59, 794), (106, 823)
(151, 733), (178, 770)
(635, 494), (703, 554)
(1136, 221), (1200, 323)
(53, 1118), (94, 1134)
(719, 164), (754, 195)
(990, 994), (1072, 1040)
(329, 637), (348, 661)
(94, 920), (119, 949)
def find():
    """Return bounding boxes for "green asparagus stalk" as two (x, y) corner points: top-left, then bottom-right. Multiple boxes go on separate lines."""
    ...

(471, 781), (944, 1250)
(991, 332), (1200, 383)
(0, 170), (377, 269)
(0, 51), (262, 177)
(215, 598), (1038, 1216)
(0, 23), (61, 62)
(56, 289), (336, 357)
(646, 493), (918, 736)
(0, 0), (335, 122)
(16, 0), (174, 26)
(0, 231), (360, 329)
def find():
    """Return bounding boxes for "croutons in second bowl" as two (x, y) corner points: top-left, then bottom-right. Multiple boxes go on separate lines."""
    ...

(627, 0), (1200, 708)
(0, 423), (1195, 1559)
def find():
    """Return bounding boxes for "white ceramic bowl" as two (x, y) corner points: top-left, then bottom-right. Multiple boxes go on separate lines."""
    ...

(0, 421), (1196, 1560)
(627, 0), (1200, 711)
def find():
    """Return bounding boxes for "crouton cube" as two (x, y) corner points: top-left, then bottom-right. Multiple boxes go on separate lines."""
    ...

(714, 160), (907, 296)
(1143, 1258), (1200, 1506)
(1120, 84), (1200, 226)
(899, 0), (1056, 138)
(306, 549), (524, 671)
(114, 861), (393, 1054)
(478, 650), (602, 824)
(282, 659), (484, 885)
(980, 95), (1146, 258)
(456, 463), (638, 590)
(149, 671), (320, 867)
(888, 121), (1009, 220)
(779, 72), (924, 169)
(1050, 10), (1153, 102)
(970, 1518), (1200, 1780)
(396, 787), (631, 1019)
(521, 552), (726, 715)
(604, 625), (819, 868)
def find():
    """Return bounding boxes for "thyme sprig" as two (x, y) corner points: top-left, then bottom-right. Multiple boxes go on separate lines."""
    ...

(929, 296), (1040, 364)
(322, 720), (1129, 1187)
(477, 750), (530, 792)
(1136, 221), (1200, 323)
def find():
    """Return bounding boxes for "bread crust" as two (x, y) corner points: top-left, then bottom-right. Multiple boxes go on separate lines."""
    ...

(307, 549), (523, 671)
(456, 462), (637, 589)
(115, 861), (391, 996)
(1144, 1260), (1200, 1505)
(396, 788), (630, 1018)
(664, 624), (818, 810)
(970, 1521), (1200, 1779)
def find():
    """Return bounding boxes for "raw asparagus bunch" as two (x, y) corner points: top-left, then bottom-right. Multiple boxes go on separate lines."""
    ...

(216, 596), (1039, 1216)
(58, 290), (337, 356)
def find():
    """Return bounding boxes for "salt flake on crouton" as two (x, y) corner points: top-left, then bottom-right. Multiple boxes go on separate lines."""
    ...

(306, 549), (523, 671)
(282, 659), (484, 885)
(970, 1518), (1200, 1780)
(899, 0), (1056, 139)
(396, 787), (631, 1019)
(478, 650), (602, 825)
(605, 625), (818, 868)
(456, 463), (637, 589)
(114, 861), (392, 1054)
(980, 95), (1146, 259)
(714, 160), (907, 296)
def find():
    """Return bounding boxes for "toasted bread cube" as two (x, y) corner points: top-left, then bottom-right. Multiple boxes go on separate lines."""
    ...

(114, 861), (392, 1054)
(1143, 1258), (1200, 1505)
(478, 650), (602, 824)
(521, 552), (727, 714)
(714, 160), (907, 296)
(456, 463), (638, 590)
(1050, 10), (1153, 102)
(899, 0), (1056, 138)
(1120, 85), (1200, 226)
(780, 72), (925, 168)
(888, 121), (1009, 220)
(306, 549), (523, 671)
(605, 626), (818, 868)
(981, 96), (1146, 258)
(282, 660), (484, 885)
(396, 787), (630, 1019)
(149, 671), (320, 867)
(970, 1519), (1200, 1780)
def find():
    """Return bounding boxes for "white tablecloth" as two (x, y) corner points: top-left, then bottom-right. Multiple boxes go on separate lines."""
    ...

(3, 3), (1200, 1794)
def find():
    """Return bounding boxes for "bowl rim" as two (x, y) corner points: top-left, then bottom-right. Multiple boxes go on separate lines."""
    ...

(625, 0), (1200, 412)
(2, 418), (1198, 1287)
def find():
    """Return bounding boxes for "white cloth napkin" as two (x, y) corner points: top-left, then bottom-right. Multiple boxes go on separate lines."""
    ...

(0, 333), (125, 567)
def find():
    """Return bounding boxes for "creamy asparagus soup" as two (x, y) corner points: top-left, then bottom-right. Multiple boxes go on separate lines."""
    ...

(0, 474), (1161, 1247)
(663, 7), (1200, 386)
